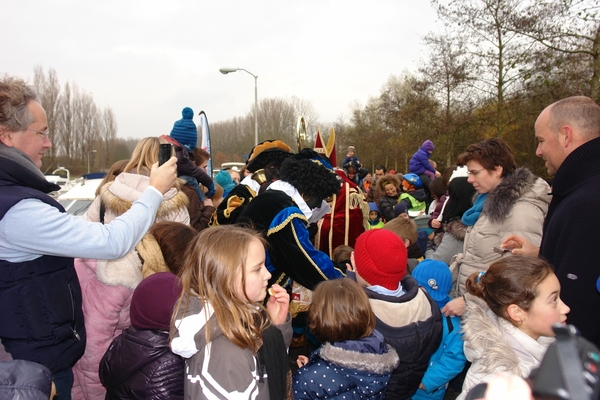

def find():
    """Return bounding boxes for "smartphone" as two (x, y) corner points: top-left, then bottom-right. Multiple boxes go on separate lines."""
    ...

(158, 143), (172, 166)
(493, 246), (511, 254)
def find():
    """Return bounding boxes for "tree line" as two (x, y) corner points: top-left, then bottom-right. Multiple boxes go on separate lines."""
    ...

(33, 66), (121, 175)
(212, 0), (599, 180)
(34, 0), (599, 180)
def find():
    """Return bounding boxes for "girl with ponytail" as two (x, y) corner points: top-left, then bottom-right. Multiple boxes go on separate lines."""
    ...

(457, 256), (570, 399)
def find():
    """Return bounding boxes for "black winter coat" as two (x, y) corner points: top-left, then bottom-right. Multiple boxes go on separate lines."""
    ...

(99, 327), (184, 400)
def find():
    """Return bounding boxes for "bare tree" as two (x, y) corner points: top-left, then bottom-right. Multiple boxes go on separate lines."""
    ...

(432, 0), (535, 138)
(511, 0), (600, 100)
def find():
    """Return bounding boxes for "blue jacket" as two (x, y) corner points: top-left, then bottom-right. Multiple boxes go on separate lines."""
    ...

(293, 330), (399, 399)
(412, 315), (466, 400)
(409, 147), (435, 176)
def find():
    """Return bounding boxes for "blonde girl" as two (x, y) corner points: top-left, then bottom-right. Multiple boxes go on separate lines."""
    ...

(458, 255), (570, 399)
(170, 225), (292, 400)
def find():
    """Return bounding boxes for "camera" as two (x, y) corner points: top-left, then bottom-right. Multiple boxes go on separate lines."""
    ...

(530, 324), (599, 399)
(158, 143), (172, 166)
(466, 324), (599, 399)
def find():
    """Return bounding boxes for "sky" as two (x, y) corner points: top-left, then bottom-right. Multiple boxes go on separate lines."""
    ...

(2, 0), (440, 139)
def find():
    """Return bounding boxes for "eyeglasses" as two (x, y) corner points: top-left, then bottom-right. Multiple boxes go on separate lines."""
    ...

(28, 128), (50, 138)
(467, 168), (485, 176)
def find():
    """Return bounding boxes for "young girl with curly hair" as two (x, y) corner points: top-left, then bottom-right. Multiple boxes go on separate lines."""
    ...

(458, 255), (570, 399)
(170, 225), (293, 400)
(293, 278), (399, 399)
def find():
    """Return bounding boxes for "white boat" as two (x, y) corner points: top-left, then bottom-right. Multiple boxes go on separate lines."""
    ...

(57, 174), (105, 216)
(45, 167), (76, 198)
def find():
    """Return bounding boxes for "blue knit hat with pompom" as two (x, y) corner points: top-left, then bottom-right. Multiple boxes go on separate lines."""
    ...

(170, 107), (197, 151)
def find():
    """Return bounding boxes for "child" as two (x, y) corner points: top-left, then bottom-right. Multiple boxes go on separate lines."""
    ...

(170, 225), (293, 400)
(293, 279), (399, 399)
(377, 173), (401, 222)
(348, 229), (443, 399)
(99, 272), (184, 399)
(458, 256), (570, 399)
(409, 140), (438, 182)
(161, 107), (215, 200)
(382, 216), (423, 272)
(399, 173), (427, 218)
(411, 260), (467, 400)
(332, 244), (353, 265)
(342, 145), (362, 171)
(368, 202), (385, 229)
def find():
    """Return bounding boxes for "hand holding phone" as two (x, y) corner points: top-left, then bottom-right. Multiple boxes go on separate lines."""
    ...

(158, 144), (172, 166)
(493, 246), (511, 254)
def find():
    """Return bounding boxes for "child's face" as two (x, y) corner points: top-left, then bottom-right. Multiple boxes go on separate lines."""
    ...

(369, 211), (379, 221)
(518, 273), (570, 340)
(238, 238), (271, 302)
(384, 183), (398, 197)
(398, 213), (409, 220)
(347, 150), (355, 157)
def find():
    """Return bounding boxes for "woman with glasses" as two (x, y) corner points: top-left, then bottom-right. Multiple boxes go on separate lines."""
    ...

(441, 138), (551, 318)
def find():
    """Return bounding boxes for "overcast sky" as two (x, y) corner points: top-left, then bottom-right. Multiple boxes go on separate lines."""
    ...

(2, 0), (440, 139)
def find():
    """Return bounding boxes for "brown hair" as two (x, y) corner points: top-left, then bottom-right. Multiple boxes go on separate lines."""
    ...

(173, 225), (268, 349)
(308, 278), (375, 343)
(192, 147), (210, 166)
(332, 245), (353, 263)
(95, 159), (129, 196)
(149, 221), (197, 275)
(382, 217), (417, 245)
(0, 75), (38, 132)
(549, 96), (600, 141)
(456, 138), (516, 177)
(378, 173), (400, 192)
(466, 255), (554, 324)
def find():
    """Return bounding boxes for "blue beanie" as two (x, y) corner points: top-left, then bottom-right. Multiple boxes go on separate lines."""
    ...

(412, 260), (452, 308)
(170, 107), (197, 151)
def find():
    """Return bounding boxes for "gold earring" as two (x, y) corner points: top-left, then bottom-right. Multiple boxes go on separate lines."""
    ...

(302, 193), (310, 202)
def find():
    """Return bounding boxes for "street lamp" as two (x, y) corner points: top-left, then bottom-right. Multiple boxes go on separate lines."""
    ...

(219, 67), (258, 146)
(87, 149), (97, 174)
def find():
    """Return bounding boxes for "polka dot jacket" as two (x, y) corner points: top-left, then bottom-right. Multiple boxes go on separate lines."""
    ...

(293, 330), (399, 399)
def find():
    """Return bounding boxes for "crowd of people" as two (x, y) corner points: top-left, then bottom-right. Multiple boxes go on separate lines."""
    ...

(1, 74), (599, 400)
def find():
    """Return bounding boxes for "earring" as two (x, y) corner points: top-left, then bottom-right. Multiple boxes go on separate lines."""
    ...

(302, 193), (310, 202)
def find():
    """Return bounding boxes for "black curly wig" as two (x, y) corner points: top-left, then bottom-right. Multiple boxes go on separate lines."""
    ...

(279, 149), (341, 200)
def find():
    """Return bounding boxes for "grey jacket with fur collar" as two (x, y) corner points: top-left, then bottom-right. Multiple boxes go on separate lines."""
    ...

(452, 168), (550, 296)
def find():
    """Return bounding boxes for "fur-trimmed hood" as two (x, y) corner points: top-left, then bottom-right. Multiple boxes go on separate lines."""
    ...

(100, 173), (189, 220)
(319, 334), (400, 375)
(460, 297), (553, 396)
(482, 167), (550, 224)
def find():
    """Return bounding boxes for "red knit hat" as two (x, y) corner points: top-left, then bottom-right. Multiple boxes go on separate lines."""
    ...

(354, 229), (408, 290)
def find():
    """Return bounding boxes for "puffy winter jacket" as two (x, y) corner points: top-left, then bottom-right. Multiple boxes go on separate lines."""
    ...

(99, 327), (184, 400)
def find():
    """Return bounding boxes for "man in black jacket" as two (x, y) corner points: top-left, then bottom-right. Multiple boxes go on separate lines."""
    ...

(503, 96), (600, 349)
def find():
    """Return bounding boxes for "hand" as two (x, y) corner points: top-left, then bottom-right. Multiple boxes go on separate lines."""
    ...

(296, 355), (309, 368)
(149, 157), (178, 194)
(435, 170), (442, 178)
(205, 182), (216, 198)
(441, 297), (466, 317)
(266, 284), (289, 325)
(431, 219), (441, 229)
(501, 235), (539, 257)
(419, 383), (426, 390)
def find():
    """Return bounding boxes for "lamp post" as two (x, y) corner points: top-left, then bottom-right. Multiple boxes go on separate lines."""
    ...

(219, 67), (258, 146)
(87, 149), (97, 174)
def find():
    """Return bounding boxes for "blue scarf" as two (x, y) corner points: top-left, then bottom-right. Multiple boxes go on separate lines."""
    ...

(461, 193), (488, 226)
